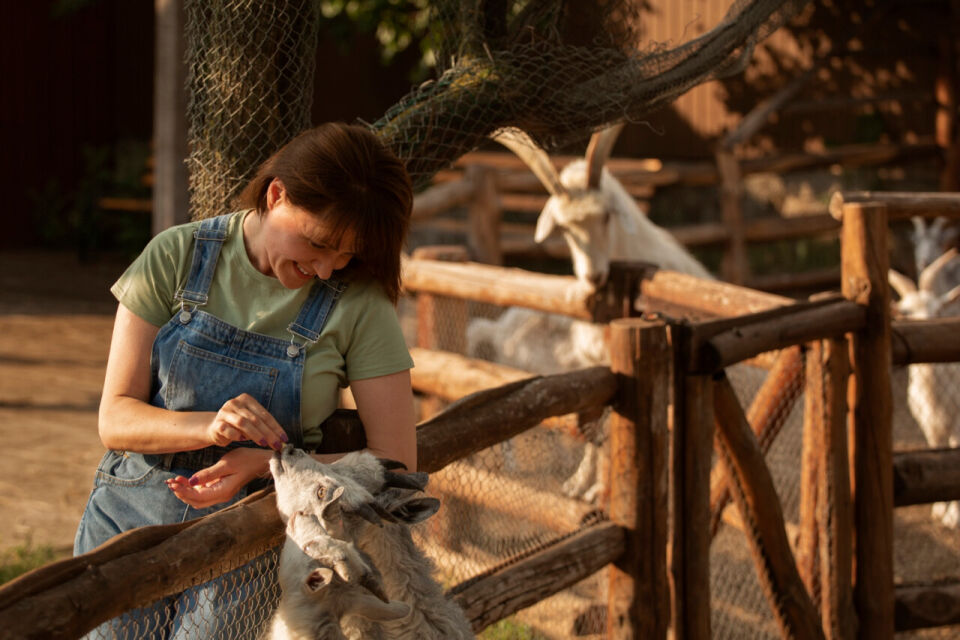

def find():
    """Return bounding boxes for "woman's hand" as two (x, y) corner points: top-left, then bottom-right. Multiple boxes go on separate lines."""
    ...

(165, 447), (272, 509)
(207, 393), (289, 450)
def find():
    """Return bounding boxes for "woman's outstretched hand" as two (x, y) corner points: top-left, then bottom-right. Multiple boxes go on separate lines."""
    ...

(207, 393), (288, 450)
(165, 447), (272, 509)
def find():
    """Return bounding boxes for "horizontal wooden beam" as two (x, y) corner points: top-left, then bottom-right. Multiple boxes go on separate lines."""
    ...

(639, 270), (793, 318)
(895, 580), (960, 631)
(830, 191), (960, 221)
(417, 366), (618, 473)
(0, 490), (283, 639)
(409, 348), (587, 439)
(450, 521), (626, 633)
(402, 257), (594, 319)
(893, 447), (960, 506)
(690, 298), (865, 373)
(891, 317), (960, 364)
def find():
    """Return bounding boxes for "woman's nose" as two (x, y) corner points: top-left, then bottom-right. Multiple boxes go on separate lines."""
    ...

(312, 257), (335, 280)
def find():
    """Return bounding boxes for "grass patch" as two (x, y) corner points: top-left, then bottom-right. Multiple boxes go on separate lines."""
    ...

(479, 617), (549, 639)
(0, 542), (64, 585)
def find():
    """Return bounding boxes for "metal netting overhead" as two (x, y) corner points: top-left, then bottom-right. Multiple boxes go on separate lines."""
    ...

(183, 0), (810, 219)
(374, 0), (811, 187)
(184, 0), (321, 221)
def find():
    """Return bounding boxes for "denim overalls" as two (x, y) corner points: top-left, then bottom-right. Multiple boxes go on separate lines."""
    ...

(74, 213), (346, 638)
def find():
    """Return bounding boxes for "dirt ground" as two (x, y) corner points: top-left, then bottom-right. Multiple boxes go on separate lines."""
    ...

(0, 250), (125, 554)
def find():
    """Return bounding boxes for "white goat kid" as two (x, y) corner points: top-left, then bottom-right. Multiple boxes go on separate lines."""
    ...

(270, 446), (476, 639)
(889, 246), (960, 528)
(265, 509), (410, 640)
(475, 125), (714, 500)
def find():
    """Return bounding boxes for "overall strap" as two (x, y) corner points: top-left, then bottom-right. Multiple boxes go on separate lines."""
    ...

(287, 278), (349, 346)
(176, 214), (231, 307)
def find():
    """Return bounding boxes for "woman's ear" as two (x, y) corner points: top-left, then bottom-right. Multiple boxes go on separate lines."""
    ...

(266, 178), (285, 210)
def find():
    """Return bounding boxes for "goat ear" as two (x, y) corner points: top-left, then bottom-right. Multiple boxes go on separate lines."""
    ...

(888, 269), (916, 298)
(304, 566), (334, 593)
(389, 497), (441, 524)
(944, 283), (960, 308)
(534, 207), (558, 243)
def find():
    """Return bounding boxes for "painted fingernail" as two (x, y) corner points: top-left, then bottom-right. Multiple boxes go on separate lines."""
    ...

(258, 438), (268, 447)
(273, 441), (282, 450)
(188, 477), (199, 487)
(280, 433), (289, 443)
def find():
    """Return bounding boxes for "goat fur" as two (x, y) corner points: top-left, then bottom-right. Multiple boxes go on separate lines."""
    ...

(269, 447), (475, 639)
(264, 509), (409, 640)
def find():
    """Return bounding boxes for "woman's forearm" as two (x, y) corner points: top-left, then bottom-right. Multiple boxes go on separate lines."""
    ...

(98, 394), (215, 454)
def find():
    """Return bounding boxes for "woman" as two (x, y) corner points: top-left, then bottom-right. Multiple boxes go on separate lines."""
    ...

(74, 122), (416, 637)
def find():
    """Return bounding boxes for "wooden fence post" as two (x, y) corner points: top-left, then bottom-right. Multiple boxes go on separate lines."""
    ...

(465, 164), (502, 265)
(841, 201), (893, 640)
(669, 324), (713, 640)
(606, 319), (671, 640)
(716, 149), (748, 285)
(815, 338), (856, 640)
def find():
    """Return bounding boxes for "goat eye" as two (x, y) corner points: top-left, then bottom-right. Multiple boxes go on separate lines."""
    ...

(317, 485), (326, 500)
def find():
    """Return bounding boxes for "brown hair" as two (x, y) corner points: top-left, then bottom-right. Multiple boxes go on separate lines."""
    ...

(237, 122), (412, 303)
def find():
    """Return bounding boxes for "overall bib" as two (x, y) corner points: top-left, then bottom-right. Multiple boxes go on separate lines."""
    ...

(74, 213), (346, 638)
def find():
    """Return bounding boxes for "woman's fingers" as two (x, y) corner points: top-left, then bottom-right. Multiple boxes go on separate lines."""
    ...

(211, 394), (289, 449)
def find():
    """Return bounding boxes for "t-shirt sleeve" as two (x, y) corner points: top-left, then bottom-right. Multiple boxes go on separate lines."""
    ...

(110, 224), (194, 327)
(342, 281), (414, 381)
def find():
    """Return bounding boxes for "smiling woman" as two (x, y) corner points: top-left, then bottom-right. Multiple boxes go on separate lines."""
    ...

(71, 122), (416, 638)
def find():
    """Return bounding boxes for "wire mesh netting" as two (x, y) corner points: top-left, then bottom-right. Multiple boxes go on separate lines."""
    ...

(85, 549), (281, 639)
(184, 0), (321, 221)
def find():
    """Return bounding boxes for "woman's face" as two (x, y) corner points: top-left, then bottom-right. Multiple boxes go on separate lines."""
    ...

(251, 180), (357, 289)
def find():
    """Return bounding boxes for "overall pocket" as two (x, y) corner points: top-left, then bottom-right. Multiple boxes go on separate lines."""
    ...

(94, 450), (162, 488)
(164, 340), (279, 413)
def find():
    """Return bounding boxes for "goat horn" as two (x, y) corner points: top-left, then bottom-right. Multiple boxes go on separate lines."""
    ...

(919, 247), (960, 292)
(585, 122), (625, 189)
(912, 216), (925, 237)
(383, 470), (429, 492)
(377, 458), (408, 471)
(491, 127), (568, 197)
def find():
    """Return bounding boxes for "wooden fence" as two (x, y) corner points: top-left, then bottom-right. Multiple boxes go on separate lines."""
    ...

(2, 193), (960, 638)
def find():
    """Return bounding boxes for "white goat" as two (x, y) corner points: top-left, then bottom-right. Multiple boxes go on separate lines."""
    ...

(468, 125), (714, 500)
(265, 509), (410, 640)
(269, 447), (476, 639)
(889, 245), (960, 528)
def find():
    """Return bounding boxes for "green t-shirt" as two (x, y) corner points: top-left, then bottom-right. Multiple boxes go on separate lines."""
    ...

(110, 210), (413, 448)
